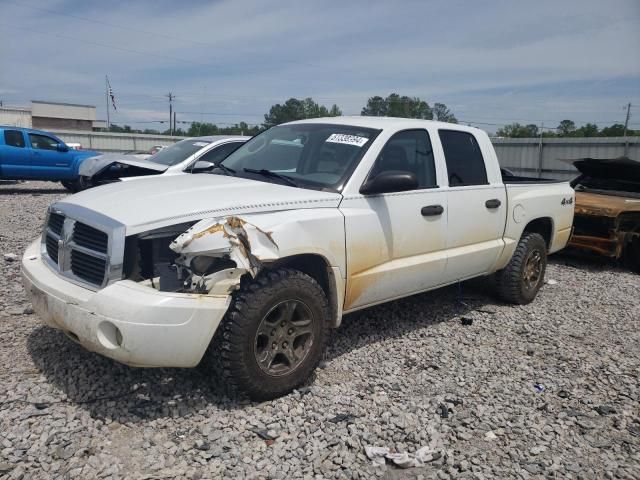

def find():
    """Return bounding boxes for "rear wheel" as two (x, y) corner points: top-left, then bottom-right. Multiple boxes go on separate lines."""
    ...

(495, 232), (547, 304)
(217, 268), (330, 400)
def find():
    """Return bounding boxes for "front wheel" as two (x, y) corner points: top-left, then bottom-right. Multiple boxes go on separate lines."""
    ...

(217, 268), (330, 400)
(495, 232), (547, 304)
(61, 176), (91, 193)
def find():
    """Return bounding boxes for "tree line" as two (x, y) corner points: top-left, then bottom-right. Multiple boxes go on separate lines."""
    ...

(106, 93), (635, 138)
(495, 120), (638, 138)
(106, 93), (457, 136)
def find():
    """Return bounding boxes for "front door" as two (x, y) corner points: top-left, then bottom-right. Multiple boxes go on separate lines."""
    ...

(28, 133), (72, 179)
(341, 129), (448, 311)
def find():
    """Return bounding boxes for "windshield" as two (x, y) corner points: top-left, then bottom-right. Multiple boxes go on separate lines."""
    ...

(219, 123), (380, 190)
(147, 139), (211, 166)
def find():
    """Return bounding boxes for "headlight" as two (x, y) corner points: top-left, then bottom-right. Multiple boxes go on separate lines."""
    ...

(190, 255), (216, 275)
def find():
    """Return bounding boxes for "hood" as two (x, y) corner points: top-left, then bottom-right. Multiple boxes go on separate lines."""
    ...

(575, 191), (640, 217)
(78, 153), (167, 177)
(567, 157), (640, 182)
(57, 174), (342, 235)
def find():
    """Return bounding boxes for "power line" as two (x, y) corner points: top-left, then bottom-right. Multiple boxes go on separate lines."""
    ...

(2, 0), (312, 68)
(0, 22), (208, 66)
(3, 0), (213, 47)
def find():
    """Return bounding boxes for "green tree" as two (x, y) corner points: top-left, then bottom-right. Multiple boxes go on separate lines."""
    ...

(574, 123), (599, 137)
(600, 123), (626, 136)
(495, 123), (539, 138)
(263, 98), (342, 128)
(361, 93), (435, 119)
(556, 120), (576, 136)
(360, 96), (387, 116)
(433, 103), (458, 123)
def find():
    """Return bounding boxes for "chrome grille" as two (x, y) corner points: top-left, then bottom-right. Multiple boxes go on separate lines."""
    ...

(71, 250), (107, 285)
(73, 222), (108, 253)
(48, 212), (64, 235)
(42, 210), (116, 289)
(45, 234), (59, 263)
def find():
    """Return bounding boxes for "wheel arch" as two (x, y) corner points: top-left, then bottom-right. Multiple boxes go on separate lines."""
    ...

(522, 217), (554, 249)
(269, 253), (343, 328)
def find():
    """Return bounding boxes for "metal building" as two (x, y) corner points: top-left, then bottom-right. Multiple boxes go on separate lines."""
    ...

(0, 101), (106, 131)
(0, 106), (32, 128)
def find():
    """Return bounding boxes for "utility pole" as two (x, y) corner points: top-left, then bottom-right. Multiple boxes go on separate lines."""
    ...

(623, 102), (631, 157)
(105, 76), (110, 130)
(173, 111), (177, 134)
(166, 92), (175, 136)
(537, 122), (544, 178)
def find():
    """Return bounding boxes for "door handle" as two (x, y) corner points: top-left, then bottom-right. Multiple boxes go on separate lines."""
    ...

(421, 205), (444, 216)
(485, 199), (501, 209)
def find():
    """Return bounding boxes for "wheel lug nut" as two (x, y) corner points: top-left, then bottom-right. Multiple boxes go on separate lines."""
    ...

(282, 341), (288, 348)
(271, 330), (276, 336)
(272, 342), (277, 349)
(288, 328), (294, 335)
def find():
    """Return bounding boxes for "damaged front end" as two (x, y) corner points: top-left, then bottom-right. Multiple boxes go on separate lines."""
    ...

(79, 154), (168, 187)
(121, 216), (279, 296)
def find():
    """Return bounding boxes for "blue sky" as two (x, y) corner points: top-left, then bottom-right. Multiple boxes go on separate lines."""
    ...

(1, 0), (639, 133)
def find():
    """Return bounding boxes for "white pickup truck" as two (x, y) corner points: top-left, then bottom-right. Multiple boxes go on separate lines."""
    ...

(22, 117), (575, 399)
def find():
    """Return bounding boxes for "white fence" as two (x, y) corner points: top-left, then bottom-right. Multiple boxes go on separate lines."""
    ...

(51, 130), (185, 153)
(492, 136), (639, 181)
(51, 130), (639, 181)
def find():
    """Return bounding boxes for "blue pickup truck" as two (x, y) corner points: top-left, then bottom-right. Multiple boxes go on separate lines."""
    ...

(0, 126), (100, 191)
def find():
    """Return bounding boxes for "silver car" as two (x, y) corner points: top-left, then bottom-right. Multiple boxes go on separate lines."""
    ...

(78, 136), (248, 188)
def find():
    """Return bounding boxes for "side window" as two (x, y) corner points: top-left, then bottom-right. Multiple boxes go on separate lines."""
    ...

(438, 130), (488, 186)
(4, 130), (25, 148)
(199, 142), (243, 164)
(370, 129), (436, 189)
(28, 134), (59, 151)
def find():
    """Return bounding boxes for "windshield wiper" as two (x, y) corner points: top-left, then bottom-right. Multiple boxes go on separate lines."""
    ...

(243, 168), (299, 187)
(210, 163), (236, 176)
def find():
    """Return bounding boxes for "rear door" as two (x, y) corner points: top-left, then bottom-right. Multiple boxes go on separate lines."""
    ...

(438, 129), (506, 282)
(28, 132), (73, 179)
(0, 130), (32, 178)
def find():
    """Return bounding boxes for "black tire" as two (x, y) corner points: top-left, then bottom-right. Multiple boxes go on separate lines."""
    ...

(61, 177), (91, 193)
(218, 268), (330, 400)
(495, 232), (547, 305)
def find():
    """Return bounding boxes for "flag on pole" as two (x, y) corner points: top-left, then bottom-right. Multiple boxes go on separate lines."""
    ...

(106, 77), (117, 111)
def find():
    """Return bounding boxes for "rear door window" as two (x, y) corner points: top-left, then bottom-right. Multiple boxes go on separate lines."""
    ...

(439, 130), (488, 186)
(4, 130), (25, 148)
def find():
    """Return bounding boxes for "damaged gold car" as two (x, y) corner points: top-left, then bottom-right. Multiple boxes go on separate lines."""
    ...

(569, 157), (640, 271)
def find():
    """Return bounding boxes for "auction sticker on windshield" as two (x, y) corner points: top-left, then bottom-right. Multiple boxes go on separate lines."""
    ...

(326, 133), (369, 147)
(193, 142), (210, 147)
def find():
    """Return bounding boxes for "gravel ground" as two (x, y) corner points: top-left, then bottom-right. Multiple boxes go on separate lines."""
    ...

(1, 180), (639, 480)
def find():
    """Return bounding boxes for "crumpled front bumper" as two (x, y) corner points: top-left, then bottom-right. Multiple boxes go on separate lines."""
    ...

(21, 240), (231, 368)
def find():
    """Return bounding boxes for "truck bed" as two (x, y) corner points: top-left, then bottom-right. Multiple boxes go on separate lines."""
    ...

(502, 173), (566, 184)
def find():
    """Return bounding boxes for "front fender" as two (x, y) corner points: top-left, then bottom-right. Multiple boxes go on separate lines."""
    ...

(171, 208), (347, 278)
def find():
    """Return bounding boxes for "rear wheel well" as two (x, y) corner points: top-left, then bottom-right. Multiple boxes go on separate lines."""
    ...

(523, 217), (553, 249)
(268, 254), (339, 327)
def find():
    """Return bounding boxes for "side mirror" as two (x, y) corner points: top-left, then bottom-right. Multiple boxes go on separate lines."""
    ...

(360, 170), (418, 195)
(56, 143), (69, 152)
(191, 160), (215, 173)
